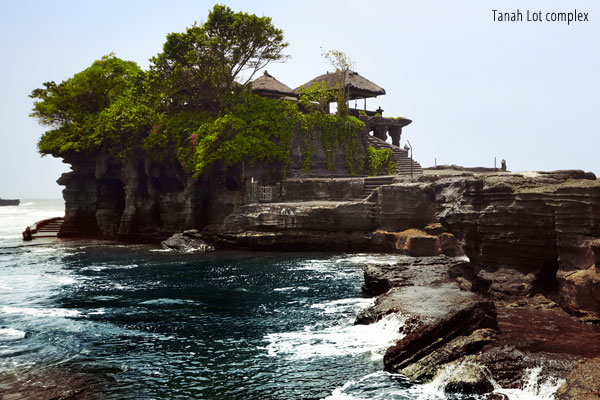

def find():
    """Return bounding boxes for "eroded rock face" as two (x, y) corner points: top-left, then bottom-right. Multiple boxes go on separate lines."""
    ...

(370, 229), (464, 257)
(56, 152), (246, 241)
(427, 171), (600, 321)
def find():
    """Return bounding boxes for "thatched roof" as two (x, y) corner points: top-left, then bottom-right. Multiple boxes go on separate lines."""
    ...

(295, 70), (386, 99)
(251, 71), (297, 98)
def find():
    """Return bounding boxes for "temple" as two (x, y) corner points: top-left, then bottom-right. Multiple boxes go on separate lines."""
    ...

(252, 69), (422, 177)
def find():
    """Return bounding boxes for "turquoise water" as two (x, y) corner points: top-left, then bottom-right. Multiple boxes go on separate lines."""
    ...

(0, 201), (559, 399)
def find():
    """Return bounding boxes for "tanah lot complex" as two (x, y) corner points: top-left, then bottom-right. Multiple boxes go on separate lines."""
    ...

(24, 5), (600, 398)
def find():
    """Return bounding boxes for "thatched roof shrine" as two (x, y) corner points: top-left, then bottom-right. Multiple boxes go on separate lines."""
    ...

(295, 70), (386, 100)
(251, 71), (297, 99)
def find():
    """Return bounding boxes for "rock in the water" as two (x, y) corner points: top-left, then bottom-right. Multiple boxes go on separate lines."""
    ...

(161, 232), (214, 252)
(431, 359), (495, 395)
(355, 257), (497, 381)
(555, 358), (600, 400)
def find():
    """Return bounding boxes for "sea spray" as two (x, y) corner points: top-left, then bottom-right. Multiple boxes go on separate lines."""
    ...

(264, 312), (405, 361)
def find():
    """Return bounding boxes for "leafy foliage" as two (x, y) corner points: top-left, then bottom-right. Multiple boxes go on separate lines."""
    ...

(189, 92), (297, 177)
(32, 54), (148, 156)
(149, 4), (288, 114)
(366, 146), (395, 176)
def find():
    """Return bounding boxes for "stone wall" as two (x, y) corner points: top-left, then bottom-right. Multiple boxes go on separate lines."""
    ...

(279, 178), (364, 201)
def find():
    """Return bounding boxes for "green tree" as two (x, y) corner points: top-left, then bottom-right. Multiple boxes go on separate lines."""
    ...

(149, 4), (288, 113)
(322, 48), (354, 116)
(31, 54), (153, 156)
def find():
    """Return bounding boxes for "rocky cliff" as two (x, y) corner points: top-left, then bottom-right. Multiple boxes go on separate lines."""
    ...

(426, 171), (600, 322)
(54, 127), (383, 242)
(211, 170), (600, 322)
(56, 152), (252, 241)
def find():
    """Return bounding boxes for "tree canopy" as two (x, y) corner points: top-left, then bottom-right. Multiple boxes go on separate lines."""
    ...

(149, 4), (288, 113)
(30, 5), (367, 178)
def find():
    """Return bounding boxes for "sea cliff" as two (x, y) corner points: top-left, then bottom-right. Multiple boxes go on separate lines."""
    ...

(55, 158), (600, 397)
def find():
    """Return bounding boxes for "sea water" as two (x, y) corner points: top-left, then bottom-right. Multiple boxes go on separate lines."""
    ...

(0, 200), (563, 399)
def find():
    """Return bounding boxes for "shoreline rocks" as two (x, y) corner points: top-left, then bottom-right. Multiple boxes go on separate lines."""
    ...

(357, 255), (600, 396)
(355, 257), (497, 386)
(161, 230), (215, 252)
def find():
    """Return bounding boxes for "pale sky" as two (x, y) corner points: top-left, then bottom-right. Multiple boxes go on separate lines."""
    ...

(1, 0), (598, 198)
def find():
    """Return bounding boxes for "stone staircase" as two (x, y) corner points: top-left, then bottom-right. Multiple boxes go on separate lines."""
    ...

(366, 135), (423, 177)
(364, 176), (394, 197)
(23, 217), (64, 240)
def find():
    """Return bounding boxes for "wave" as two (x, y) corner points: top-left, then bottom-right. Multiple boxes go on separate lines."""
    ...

(264, 313), (404, 362)
(421, 362), (564, 400)
(0, 327), (26, 339)
(494, 366), (565, 400)
(1, 306), (80, 318)
(323, 370), (415, 400)
(310, 297), (375, 315)
(273, 286), (310, 292)
(139, 298), (197, 306)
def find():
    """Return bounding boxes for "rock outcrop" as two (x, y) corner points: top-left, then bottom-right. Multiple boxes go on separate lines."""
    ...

(355, 257), (498, 386)
(427, 171), (600, 321)
(56, 152), (251, 241)
(358, 256), (600, 395)
(161, 230), (215, 252)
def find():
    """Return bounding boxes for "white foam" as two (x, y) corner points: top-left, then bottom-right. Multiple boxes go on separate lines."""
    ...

(0, 328), (26, 339)
(323, 371), (412, 400)
(265, 313), (404, 361)
(86, 308), (106, 315)
(139, 298), (196, 306)
(31, 248), (58, 253)
(48, 275), (76, 285)
(495, 366), (565, 400)
(1, 306), (80, 318)
(273, 286), (310, 292)
(422, 360), (494, 399)
(310, 298), (375, 314)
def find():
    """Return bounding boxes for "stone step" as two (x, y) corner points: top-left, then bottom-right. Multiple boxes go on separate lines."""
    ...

(363, 176), (395, 196)
(24, 217), (64, 240)
(366, 135), (423, 177)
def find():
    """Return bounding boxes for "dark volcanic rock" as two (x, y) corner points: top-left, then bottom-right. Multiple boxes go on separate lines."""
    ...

(381, 287), (497, 380)
(161, 230), (215, 252)
(206, 229), (372, 251)
(433, 358), (495, 395)
(359, 256), (483, 298)
(427, 171), (600, 321)
(355, 257), (497, 381)
(56, 152), (248, 241)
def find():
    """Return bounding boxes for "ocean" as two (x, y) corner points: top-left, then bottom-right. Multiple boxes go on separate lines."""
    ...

(0, 200), (562, 399)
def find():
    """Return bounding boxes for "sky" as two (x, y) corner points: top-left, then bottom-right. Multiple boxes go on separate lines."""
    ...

(1, 0), (598, 198)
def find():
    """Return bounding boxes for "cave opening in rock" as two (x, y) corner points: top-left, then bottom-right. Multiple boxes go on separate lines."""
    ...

(532, 258), (560, 298)
(96, 179), (126, 237)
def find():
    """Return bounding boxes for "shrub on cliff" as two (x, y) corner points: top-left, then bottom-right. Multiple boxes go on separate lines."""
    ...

(32, 55), (149, 156)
